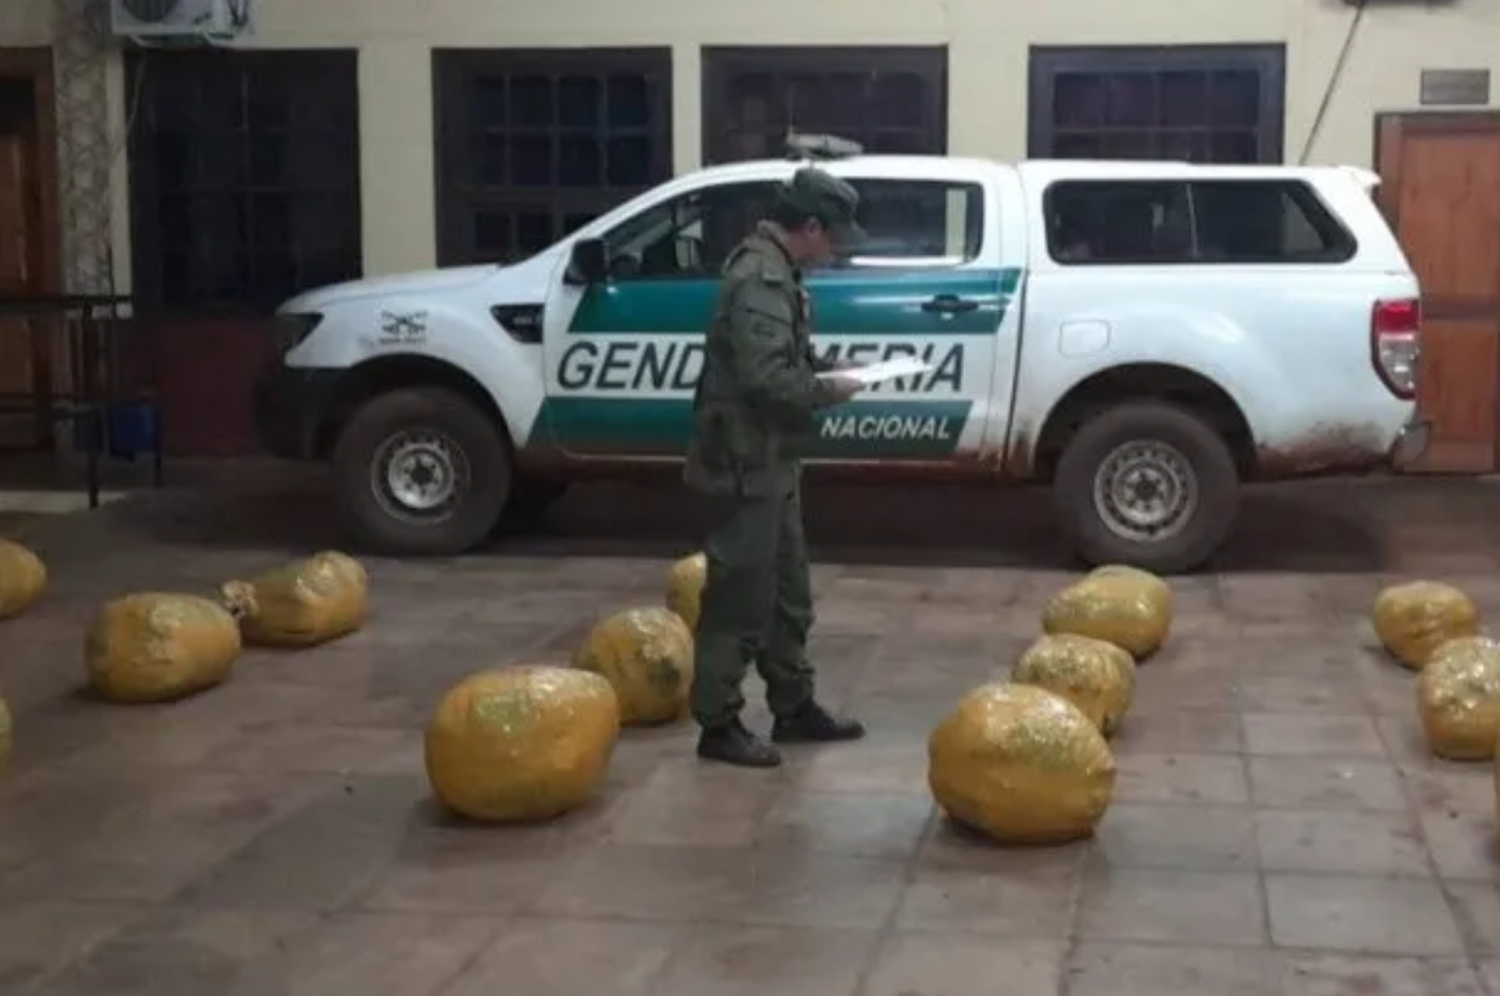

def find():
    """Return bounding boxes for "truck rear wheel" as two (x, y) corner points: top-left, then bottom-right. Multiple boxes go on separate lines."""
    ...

(1052, 401), (1239, 574)
(333, 386), (512, 556)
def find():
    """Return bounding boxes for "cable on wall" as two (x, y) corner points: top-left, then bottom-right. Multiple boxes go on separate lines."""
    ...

(1298, 0), (1367, 164)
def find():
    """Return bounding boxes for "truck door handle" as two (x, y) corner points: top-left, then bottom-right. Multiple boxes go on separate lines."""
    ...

(921, 294), (979, 314)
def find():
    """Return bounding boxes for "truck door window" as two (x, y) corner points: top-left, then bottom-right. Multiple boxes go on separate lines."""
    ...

(1046, 178), (1356, 265)
(600, 181), (780, 280)
(841, 180), (984, 266)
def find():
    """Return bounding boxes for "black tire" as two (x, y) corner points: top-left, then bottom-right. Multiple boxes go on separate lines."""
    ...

(1052, 401), (1239, 575)
(332, 386), (512, 556)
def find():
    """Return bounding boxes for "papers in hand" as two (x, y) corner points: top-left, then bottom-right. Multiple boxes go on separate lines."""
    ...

(816, 356), (932, 386)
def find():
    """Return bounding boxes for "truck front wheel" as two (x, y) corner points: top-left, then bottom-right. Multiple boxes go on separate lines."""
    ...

(1052, 402), (1239, 574)
(333, 387), (512, 556)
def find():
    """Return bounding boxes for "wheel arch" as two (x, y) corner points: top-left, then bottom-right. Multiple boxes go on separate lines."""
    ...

(316, 354), (512, 459)
(1031, 363), (1256, 482)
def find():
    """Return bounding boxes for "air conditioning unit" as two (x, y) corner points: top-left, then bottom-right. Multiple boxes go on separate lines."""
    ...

(110, 0), (247, 40)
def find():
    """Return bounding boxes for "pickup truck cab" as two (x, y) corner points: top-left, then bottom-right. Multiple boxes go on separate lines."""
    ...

(255, 141), (1428, 573)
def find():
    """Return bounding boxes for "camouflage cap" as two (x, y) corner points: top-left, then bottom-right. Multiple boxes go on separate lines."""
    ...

(778, 166), (864, 246)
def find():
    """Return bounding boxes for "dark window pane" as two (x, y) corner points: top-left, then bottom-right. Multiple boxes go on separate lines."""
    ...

(152, 132), (191, 188)
(510, 134), (552, 185)
(1052, 132), (1101, 158)
(515, 211), (553, 255)
(845, 180), (983, 261)
(1193, 180), (1355, 262)
(606, 74), (650, 127)
(1105, 73), (1154, 127)
(558, 135), (602, 186)
(1209, 70), (1259, 126)
(1209, 129), (1258, 163)
(1161, 71), (1208, 126)
(558, 75), (601, 128)
(871, 73), (924, 128)
(510, 75), (552, 127)
(196, 135), (242, 188)
(822, 73), (865, 130)
(473, 211), (512, 257)
(245, 87), (289, 129)
(470, 131), (507, 185)
(606, 135), (650, 185)
(155, 193), (191, 243)
(468, 78), (507, 128)
(723, 129), (774, 161)
(247, 193), (291, 249)
(1054, 73), (1103, 128)
(247, 132), (288, 185)
(1101, 131), (1156, 160)
(866, 130), (930, 155)
(562, 212), (595, 234)
(726, 72), (775, 129)
(1158, 129), (1209, 162)
(1044, 180), (1192, 264)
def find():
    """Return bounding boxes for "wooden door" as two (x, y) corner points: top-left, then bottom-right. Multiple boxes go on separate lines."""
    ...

(0, 132), (43, 448)
(1377, 113), (1500, 474)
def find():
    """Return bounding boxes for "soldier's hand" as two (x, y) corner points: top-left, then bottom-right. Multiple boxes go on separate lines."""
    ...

(824, 374), (865, 402)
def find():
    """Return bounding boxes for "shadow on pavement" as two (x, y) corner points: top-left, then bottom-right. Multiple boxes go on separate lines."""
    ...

(25, 459), (1448, 575)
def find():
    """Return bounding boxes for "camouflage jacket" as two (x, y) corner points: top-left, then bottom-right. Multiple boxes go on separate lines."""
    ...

(683, 223), (840, 497)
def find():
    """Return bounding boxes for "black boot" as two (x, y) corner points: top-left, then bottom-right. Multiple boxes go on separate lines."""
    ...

(697, 718), (783, 768)
(772, 702), (866, 744)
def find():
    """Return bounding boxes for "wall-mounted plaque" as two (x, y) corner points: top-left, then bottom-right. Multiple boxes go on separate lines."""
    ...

(1419, 68), (1491, 107)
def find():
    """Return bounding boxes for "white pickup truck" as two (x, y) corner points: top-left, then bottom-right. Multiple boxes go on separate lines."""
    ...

(255, 146), (1428, 573)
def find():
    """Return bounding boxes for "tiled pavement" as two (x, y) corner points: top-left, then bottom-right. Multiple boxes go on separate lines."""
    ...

(1, 465), (1499, 995)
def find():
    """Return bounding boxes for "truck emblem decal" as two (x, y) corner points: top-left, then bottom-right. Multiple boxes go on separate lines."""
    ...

(378, 310), (429, 345)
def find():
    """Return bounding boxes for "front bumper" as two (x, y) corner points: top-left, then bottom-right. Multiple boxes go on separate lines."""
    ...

(1389, 418), (1431, 469)
(253, 362), (343, 461)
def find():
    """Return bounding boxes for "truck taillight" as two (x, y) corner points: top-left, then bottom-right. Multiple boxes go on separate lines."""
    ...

(1371, 298), (1420, 400)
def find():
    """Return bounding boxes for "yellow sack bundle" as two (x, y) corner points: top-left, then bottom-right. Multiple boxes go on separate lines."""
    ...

(1417, 635), (1500, 760)
(1042, 572), (1171, 660)
(0, 538), (47, 621)
(0, 694), (11, 767)
(85, 593), (242, 703)
(425, 665), (620, 823)
(572, 606), (694, 726)
(1373, 581), (1479, 670)
(222, 551), (368, 648)
(1012, 633), (1136, 736)
(928, 682), (1116, 845)
(1089, 564), (1173, 619)
(665, 552), (706, 633)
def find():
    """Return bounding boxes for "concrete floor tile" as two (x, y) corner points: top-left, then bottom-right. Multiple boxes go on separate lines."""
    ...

(1092, 803), (1259, 871)
(1076, 868), (1267, 946)
(1265, 874), (1464, 955)
(442, 918), (681, 996)
(1253, 808), (1429, 877)
(1242, 714), (1386, 758)
(1247, 757), (1406, 811)
(863, 933), (1065, 996)
(1064, 942), (1280, 996)
(652, 925), (875, 996)
(1113, 753), (1250, 805)
(1420, 809), (1500, 882)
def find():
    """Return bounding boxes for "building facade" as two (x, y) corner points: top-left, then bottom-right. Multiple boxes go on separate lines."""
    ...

(2, 0), (1499, 461)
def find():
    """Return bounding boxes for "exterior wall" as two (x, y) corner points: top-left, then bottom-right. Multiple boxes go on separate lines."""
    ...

(3, 0), (1498, 283)
(0, 2), (51, 47)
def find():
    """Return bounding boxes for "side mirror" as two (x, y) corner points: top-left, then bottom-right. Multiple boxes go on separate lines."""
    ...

(565, 238), (607, 285)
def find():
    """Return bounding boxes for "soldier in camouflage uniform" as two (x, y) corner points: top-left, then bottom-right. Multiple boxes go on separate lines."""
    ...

(683, 166), (868, 768)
